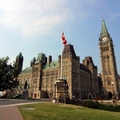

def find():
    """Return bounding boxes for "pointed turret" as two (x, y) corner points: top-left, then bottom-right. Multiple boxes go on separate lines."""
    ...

(30, 57), (36, 67)
(99, 19), (111, 43)
(101, 19), (109, 36)
(16, 52), (24, 72)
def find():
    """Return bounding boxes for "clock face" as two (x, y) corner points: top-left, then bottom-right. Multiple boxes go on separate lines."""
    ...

(102, 37), (107, 42)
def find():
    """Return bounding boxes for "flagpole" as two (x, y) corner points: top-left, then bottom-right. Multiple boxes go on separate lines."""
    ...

(60, 39), (63, 79)
(60, 32), (67, 79)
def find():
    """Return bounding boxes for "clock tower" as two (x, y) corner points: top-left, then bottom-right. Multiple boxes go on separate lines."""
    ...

(99, 19), (119, 99)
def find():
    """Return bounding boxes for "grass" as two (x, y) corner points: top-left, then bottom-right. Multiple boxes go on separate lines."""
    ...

(18, 103), (120, 120)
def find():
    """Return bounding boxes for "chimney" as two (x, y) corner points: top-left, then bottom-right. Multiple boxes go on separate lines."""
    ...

(44, 57), (47, 64)
(48, 55), (52, 64)
(58, 55), (61, 63)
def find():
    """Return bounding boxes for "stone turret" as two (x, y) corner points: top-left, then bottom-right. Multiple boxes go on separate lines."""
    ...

(16, 52), (23, 72)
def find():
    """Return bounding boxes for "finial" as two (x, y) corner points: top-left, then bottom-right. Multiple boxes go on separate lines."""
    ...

(101, 14), (104, 20)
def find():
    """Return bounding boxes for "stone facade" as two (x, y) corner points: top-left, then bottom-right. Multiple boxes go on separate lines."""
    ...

(99, 19), (119, 99)
(17, 20), (120, 100)
(17, 44), (99, 99)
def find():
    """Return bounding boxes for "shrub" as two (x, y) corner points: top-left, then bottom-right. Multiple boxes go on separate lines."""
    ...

(81, 100), (120, 112)
(81, 101), (99, 109)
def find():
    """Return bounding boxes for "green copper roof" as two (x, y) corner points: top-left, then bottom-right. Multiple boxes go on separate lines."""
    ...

(43, 60), (58, 69)
(19, 67), (32, 75)
(16, 85), (24, 89)
(101, 20), (108, 36)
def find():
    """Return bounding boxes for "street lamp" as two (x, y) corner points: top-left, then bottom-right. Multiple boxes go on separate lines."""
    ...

(118, 92), (119, 100)
(111, 82), (114, 95)
(111, 82), (117, 104)
(111, 82), (116, 101)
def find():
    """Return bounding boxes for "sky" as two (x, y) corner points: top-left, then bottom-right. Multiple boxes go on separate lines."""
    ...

(0, 0), (120, 74)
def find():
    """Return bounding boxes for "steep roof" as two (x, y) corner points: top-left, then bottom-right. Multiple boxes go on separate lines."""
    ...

(80, 63), (91, 73)
(19, 67), (32, 76)
(62, 44), (78, 59)
(101, 19), (108, 36)
(43, 60), (58, 70)
(85, 56), (94, 66)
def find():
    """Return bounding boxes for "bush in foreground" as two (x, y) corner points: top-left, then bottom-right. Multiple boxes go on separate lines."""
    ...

(80, 100), (120, 112)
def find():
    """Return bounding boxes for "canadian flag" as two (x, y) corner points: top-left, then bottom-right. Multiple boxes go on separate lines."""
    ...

(61, 32), (67, 45)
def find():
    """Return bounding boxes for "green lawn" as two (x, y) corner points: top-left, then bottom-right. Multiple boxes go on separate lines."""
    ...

(18, 103), (120, 120)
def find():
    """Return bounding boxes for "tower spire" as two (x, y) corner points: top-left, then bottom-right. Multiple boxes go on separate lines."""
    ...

(101, 19), (108, 36)
(99, 19), (119, 99)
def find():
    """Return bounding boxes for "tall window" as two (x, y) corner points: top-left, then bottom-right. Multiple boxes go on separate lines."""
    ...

(46, 78), (49, 82)
(107, 79), (111, 85)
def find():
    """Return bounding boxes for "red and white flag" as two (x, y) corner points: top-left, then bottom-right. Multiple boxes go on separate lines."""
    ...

(61, 32), (67, 45)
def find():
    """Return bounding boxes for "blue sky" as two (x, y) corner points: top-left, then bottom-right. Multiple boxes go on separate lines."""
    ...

(0, 0), (120, 74)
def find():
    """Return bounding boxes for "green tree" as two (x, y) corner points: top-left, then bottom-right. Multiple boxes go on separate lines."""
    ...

(0, 56), (20, 91)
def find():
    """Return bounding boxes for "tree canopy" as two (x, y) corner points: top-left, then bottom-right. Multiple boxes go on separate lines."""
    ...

(0, 56), (20, 91)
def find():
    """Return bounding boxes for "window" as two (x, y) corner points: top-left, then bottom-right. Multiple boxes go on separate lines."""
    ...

(36, 73), (38, 77)
(62, 61), (68, 65)
(65, 68), (68, 72)
(34, 67), (38, 72)
(56, 76), (58, 79)
(102, 46), (109, 52)
(107, 79), (111, 85)
(56, 70), (58, 74)
(46, 72), (49, 76)
(33, 79), (37, 83)
(106, 55), (109, 59)
(51, 71), (54, 75)
(46, 78), (49, 82)
(50, 77), (54, 82)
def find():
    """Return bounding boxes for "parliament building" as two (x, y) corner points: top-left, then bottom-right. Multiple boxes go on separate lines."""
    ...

(16, 20), (120, 100)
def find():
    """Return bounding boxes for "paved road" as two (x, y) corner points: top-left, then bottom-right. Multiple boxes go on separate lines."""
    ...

(0, 98), (51, 107)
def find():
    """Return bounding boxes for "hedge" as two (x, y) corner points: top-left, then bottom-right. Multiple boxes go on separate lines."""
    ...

(79, 100), (120, 112)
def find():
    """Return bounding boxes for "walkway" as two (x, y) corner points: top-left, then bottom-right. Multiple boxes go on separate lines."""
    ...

(0, 106), (23, 120)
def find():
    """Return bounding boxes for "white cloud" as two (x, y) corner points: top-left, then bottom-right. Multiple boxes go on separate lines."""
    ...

(8, 57), (15, 65)
(0, 0), (97, 42)
(0, 0), (71, 41)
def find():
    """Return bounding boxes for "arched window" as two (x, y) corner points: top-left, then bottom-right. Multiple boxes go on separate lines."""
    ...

(107, 79), (111, 85)
(106, 77), (112, 86)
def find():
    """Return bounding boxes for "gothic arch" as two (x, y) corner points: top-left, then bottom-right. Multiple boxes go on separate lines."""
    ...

(108, 91), (112, 99)
(106, 77), (112, 86)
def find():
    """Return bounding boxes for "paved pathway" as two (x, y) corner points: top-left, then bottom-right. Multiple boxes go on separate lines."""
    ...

(0, 98), (51, 120)
(0, 106), (23, 120)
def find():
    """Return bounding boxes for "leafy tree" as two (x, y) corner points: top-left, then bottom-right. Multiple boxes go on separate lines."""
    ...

(0, 56), (20, 91)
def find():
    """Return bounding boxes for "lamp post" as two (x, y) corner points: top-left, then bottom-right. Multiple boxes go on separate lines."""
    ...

(111, 82), (116, 104)
(24, 80), (28, 99)
(118, 92), (119, 100)
(111, 82), (114, 96)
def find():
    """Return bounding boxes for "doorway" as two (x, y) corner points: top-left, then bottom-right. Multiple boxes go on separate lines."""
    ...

(108, 92), (112, 99)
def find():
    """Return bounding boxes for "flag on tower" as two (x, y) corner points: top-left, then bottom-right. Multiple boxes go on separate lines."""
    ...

(61, 32), (67, 45)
